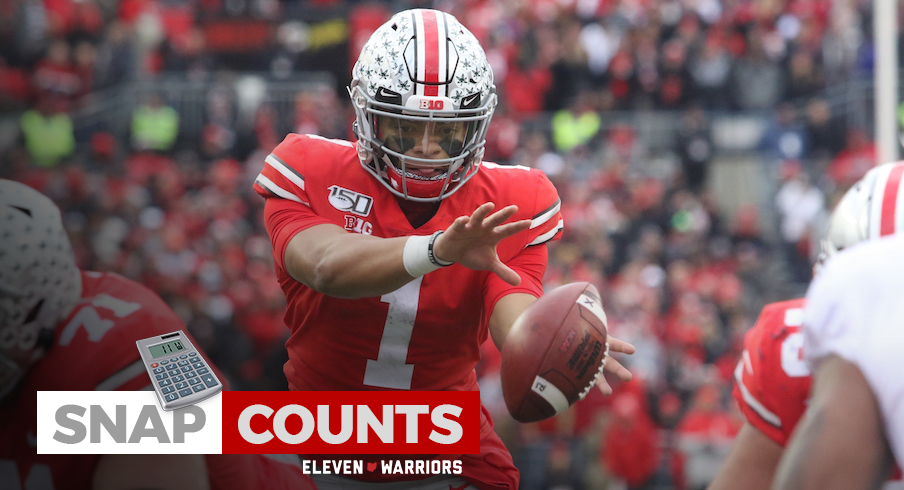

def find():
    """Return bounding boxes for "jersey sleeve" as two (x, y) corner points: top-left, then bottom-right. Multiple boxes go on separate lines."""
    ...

(525, 170), (564, 247)
(256, 135), (333, 271)
(253, 134), (312, 206)
(731, 301), (810, 447)
(482, 243), (548, 325)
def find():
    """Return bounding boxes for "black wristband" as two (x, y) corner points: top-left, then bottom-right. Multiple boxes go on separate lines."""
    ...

(427, 231), (454, 267)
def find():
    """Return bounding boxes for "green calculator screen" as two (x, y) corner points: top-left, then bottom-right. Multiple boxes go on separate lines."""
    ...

(148, 339), (186, 358)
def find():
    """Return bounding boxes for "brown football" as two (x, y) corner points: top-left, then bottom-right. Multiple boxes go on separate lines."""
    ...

(501, 282), (609, 423)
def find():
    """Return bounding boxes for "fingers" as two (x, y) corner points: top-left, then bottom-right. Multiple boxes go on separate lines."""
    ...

(491, 260), (522, 286)
(595, 376), (613, 396)
(468, 202), (496, 227)
(494, 219), (531, 237)
(607, 336), (636, 355)
(604, 356), (633, 382)
(482, 204), (520, 228)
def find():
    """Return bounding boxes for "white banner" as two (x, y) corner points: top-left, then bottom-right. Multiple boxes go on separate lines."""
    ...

(37, 391), (223, 454)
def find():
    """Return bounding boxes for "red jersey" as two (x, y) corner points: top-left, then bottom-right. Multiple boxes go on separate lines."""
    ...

(256, 134), (563, 396)
(0, 271), (315, 490)
(732, 298), (810, 446)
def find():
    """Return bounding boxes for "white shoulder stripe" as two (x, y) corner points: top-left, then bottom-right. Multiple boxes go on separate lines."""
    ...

(526, 219), (564, 247)
(96, 360), (146, 391)
(734, 361), (782, 427)
(266, 154), (305, 191)
(531, 199), (561, 229)
(256, 175), (308, 205)
(306, 134), (355, 147)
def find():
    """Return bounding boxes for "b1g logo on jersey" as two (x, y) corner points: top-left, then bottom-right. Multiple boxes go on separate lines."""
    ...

(328, 185), (373, 217)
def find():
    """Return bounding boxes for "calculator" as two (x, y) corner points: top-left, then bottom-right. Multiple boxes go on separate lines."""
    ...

(136, 330), (223, 411)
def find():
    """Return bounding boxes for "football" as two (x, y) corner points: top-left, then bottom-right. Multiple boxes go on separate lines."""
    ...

(501, 282), (609, 423)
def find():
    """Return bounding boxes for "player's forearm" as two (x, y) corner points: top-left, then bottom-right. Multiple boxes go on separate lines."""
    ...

(285, 225), (417, 298)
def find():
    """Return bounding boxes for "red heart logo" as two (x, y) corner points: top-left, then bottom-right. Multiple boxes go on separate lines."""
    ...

(367, 462), (377, 472)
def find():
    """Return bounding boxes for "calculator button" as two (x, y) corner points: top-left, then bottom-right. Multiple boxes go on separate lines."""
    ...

(189, 352), (197, 357)
(179, 389), (193, 397)
(162, 386), (175, 394)
(188, 377), (201, 385)
(158, 379), (172, 387)
(160, 360), (169, 365)
(189, 357), (201, 364)
(180, 354), (188, 359)
(171, 375), (184, 382)
(152, 367), (165, 374)
(178, 360), (190, 367)
(165, 393), (179, 402)
(201, 374), (218, 388)
(185, 371), (198, 378)
(196, 367), (209, 375)
(170, 358), (179, 363)
(168, 369), (180, 377)
(181, 366), (192, 373)
(192, 362), (205, 370)
(151, 363), (159, 368)
(155, 373), (168, 381)
(192, 384), (206, 392)
(176, 381), (189, 390)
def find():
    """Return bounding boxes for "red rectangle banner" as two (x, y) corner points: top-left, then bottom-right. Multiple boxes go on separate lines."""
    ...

(221, 391), (480, 454)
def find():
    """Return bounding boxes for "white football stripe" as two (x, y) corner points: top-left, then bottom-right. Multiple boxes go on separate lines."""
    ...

(577, 293), (608, 328)
(266, 153), (305, 191)
(414, 10), (425, 96)
(526, 219), (564, 247)
(436, 11), (447, 97)
(530, 200), (561, 229)
(532, 376), (570, 414)
(734, 361), (782, 427)
(255, 175), (306, 205)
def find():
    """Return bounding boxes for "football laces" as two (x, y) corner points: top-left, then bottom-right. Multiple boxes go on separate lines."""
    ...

(578, 341), (610, 401)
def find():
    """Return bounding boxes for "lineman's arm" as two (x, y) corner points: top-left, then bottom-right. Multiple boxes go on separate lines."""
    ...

(94, 454), (210, 490)
(773, 355), (894, 490)
(282, 202), (529, 298)
(707, 423), (783, 490)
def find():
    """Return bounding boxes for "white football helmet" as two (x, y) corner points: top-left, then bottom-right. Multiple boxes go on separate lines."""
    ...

(349, 9), (497, 202)
(0, 180), (81, 398)
(819, 161), (904, 264)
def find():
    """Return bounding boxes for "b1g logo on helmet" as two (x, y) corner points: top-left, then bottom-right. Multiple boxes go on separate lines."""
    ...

(328, 185), (374, 217)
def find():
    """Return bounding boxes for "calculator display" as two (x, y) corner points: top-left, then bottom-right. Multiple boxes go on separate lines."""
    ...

(148, 339), (186, 358)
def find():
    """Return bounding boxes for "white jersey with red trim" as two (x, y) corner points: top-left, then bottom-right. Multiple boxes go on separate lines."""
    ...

(804, 233), (904, 469)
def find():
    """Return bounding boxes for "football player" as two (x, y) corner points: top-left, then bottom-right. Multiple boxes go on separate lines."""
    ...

(254, 8), (634, 489)
(0, 179), (317, 490)
(774, 232), (904, 489)
(708, 162), (904, 490)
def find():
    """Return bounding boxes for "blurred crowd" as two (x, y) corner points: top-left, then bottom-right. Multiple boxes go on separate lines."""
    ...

(0, 0), (890, 489)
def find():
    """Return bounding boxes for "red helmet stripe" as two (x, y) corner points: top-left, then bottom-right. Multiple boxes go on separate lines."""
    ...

(420, 10), (440, 96)
(880, 163), (904, 236)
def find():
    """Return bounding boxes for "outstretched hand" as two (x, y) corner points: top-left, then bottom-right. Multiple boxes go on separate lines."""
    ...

(432, 202), (531, 286)
(596, 335), (636, 396)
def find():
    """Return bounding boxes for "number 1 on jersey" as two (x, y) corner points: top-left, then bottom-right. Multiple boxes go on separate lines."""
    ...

(364, 277), (423, 390)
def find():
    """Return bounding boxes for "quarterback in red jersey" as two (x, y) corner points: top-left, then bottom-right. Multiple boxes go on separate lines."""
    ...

(0, 179), (317, 490)
(255, 8), (633, 489)
(710, 162), (904, 490)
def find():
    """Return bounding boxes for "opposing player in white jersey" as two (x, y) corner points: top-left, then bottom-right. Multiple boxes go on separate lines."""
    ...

(710, 162), (904, 490)
(774, 232), (904, 489)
